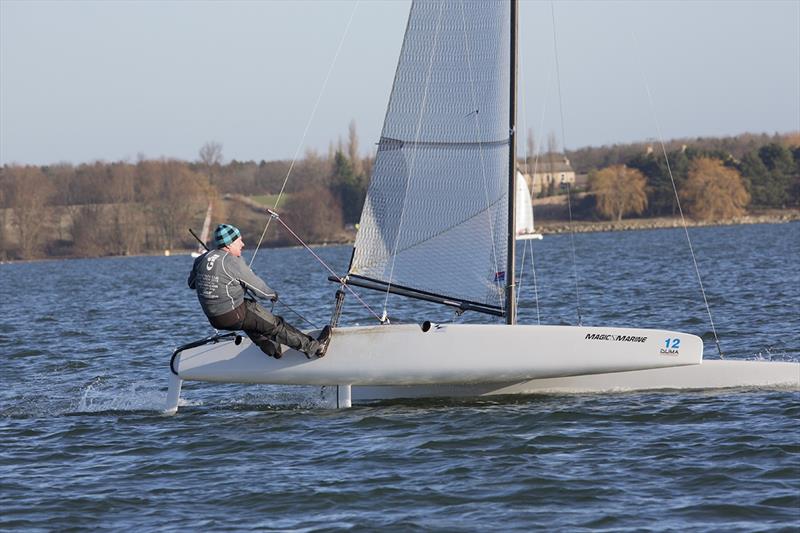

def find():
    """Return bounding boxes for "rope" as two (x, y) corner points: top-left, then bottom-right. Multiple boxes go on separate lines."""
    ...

(550, 3), (583, 326)
(272, 299), (319, 330)
(250, 1), (361, 267)
(267, 209), (385, 323)
(631, 30), (723, 358)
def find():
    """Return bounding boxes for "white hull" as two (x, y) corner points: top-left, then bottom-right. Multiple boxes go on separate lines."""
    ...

(166, 323), (703, 413)
(516, 232), (543, 241)
(351, 359), (800, 401)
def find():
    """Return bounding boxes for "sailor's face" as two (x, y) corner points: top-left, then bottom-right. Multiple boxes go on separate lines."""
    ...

(226, 237), (244, 257)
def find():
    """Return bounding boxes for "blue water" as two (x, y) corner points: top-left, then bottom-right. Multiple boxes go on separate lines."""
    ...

(1, 223), (799, 530)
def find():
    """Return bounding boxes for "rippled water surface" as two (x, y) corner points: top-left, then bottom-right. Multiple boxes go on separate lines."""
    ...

(2, 223), (799, 530)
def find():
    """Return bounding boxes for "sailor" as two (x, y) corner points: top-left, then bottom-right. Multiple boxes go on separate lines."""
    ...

(188, 223), (330, 358)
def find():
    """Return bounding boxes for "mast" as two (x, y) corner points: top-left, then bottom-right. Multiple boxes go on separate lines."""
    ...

(505, 0), (518, 325)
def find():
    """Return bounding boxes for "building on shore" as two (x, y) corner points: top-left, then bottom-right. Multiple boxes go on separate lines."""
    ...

(520, 157), (577, 194)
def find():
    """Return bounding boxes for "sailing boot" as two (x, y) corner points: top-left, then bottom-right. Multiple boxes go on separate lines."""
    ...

(303, 326), (332, 359)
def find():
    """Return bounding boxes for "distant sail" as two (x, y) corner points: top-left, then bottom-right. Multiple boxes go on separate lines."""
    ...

(515, 171), (542, 240)
(192, 201), (213, 258)
(349, 1), (510, 311)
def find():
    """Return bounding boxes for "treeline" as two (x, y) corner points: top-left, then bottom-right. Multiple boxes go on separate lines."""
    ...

(0, 123), (371, 260)
(574, 133), (800, 221)
(0, 129), (798, 260)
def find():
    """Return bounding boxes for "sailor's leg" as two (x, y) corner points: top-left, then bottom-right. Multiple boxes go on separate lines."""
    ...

(243, 301), (319, 355)
(243, 330), (283, 358)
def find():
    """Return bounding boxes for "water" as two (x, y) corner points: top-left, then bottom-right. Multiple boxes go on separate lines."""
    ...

(2, 223), (798, 530)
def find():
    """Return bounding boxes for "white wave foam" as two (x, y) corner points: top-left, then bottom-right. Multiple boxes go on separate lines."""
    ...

(75, 378), (167, 413)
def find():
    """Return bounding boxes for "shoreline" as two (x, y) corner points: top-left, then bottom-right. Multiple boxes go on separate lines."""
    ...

(1, 211), (797, 264)
(535, 209), (800, 235)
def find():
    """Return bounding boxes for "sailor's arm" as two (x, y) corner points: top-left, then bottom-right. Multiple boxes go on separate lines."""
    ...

(225, 255), (277, 300)
(187, 254), (204, 289)
(188, 267), (197, 289)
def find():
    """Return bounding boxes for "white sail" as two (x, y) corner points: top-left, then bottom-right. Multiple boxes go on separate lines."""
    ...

(191, 201), (213, 258)
(515, 171), (541, 240)
(349, 0), (511, 312)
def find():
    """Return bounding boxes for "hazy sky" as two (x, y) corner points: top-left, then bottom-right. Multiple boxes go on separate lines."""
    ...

(1, 0), (798, 166)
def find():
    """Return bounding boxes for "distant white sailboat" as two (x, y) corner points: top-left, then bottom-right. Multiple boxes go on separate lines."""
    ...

(191, 202), (213, 258)
(515, 171), (542, 240)
(165, 0), (797, 414)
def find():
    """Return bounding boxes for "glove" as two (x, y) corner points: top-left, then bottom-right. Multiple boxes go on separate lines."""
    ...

(270, 293), (279, 303)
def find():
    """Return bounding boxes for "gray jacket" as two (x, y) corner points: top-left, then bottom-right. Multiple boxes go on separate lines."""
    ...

(188, 250), (276, 317)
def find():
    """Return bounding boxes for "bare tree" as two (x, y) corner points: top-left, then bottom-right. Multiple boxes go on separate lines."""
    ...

(5, 166), (55, 258)
(347, 120), (363, 176)
(590, 165), (648, 221)
(680, 157), (749, 220)
(526, 128), (536, 169)
(139, 159), (206, 249)
(199, 141), (224, 185)
(282, 185), (343, 244)
(106, 163), (144, 255)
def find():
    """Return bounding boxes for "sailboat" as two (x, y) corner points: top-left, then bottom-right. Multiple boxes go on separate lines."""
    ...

(165, 0), (797, 414)
(190, 201), (213, 258)
(515, 171), (542, 240)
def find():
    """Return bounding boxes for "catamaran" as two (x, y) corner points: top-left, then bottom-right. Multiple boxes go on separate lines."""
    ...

(165, 0), (798, 414)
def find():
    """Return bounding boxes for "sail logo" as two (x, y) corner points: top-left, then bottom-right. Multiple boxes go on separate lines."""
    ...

(660, 338), (681, 355)
(585, 334), (647, 343)
(493, 271), (505, 282)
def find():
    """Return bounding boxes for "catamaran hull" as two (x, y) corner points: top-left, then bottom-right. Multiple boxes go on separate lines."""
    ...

(350, 359), (800, 401)
(166, 323), (703, 413)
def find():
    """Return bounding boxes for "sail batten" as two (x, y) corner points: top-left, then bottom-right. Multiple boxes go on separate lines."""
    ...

(350, 0), (511, 312)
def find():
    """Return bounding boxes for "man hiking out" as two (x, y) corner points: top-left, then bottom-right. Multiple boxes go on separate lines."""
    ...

(188, 223), (330, 358)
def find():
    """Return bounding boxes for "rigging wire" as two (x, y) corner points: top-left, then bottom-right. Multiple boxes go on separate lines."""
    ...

(249, 1), (361, 267)
(630, 31), (724, 358)
(550, 2), (583, 326)
(272, 299), (319, 330)
(516, 9), (550, 325)
(267, 210), (385, 324)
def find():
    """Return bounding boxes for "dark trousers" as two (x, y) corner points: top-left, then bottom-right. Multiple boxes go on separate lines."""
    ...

(208, 300), (316, 356)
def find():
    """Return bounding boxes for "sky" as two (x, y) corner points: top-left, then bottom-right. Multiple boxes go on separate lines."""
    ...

(1, 0), (798, 166)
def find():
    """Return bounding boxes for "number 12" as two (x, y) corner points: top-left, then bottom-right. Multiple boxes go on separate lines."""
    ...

(665, 338), (681, 349)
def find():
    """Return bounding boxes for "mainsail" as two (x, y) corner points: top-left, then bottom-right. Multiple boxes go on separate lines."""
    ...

(349, 0), (511, 313)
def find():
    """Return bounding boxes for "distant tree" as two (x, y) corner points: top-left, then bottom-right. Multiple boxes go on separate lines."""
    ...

(70, 204), (107, 257)
(199, 141), (224, 186)
(525, 128), (536, 170)
(680, 157), (749, 220)
(590, 165), (648, 221)
(4, 166), (55, 258)
(281, 186), (343, 243)
(331, 150), (366, 224)
(739, 151), (772, 207)
(347, 120), (363, 177)
(757, 143), (794, 207)
(105, 163), (144, 255)
(137, 160), (205, 249)
(287, 148), (331, 194)
(791, 145), (800, 206)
